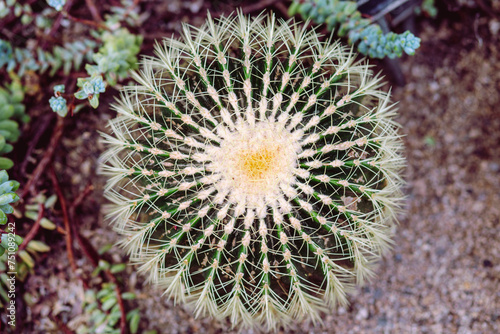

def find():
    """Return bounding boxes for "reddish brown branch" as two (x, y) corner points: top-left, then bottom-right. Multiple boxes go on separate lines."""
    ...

(69, 186), (126, 334)
(50, 315), (75, 334)
(106, 270), (127, 334)
(69, 182), (97, 263)
(20, 113), (54, 175)
(47, 0), (107, 33)
(49, 167), (77, 272)
(122, 0), (141, 21)
(46, 0), (73, 41)
(69, 183), (95, 214)
(85, 0), (103, 23)
(62, 11), (109, 30)
(74, 230), (127, 334)
(477, 0), (500, 19)
(74, 230), (99, 267)
(55, 225), (68, 235)
(18, 204), (44, 253)
(21, 116), (65, 199)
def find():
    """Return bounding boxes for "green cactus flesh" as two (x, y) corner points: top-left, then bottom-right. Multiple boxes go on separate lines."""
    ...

(101, 13), (404, 331)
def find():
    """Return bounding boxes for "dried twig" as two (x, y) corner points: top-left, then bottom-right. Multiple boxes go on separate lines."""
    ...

(85, 0), (103, 23)
(122, 0), (141, 21)
(74, 230), (99, 267)
(68, 182), (96, 262)
(63, 12), (110, 31)
(106, 271), (127, 334)
(47, 0), (74, 41)
(69, 183), (94, 214)
(20, 113), (54, 175)
(74, 230), (127, 334)
(68, 185), (126, 334)
(476, 0), (500, 19)
(49, 167), (77, 272)
(21, 116), (64, 199)
(50, 315), (75, 334)
(17, 204), (44, 252)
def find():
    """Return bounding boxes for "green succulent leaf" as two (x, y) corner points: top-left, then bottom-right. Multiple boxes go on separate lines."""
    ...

(89, 94), (100, 108)
(18, 250), (34, 268)
(0, 170), (8, 184)
(26, 240), (50, 253)
(110, 263), (126, 274)
(101, 297), (117, 311)
(0, 180), (20, 193)
(74, 89), (88, 100)
(0, 158), (13, 170)
(0, 204), (14, 215)
(128, 309), (140, 334)
(0, 210), (6, 225)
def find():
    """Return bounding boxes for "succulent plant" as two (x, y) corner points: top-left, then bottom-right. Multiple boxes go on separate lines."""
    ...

(101, 13), (404, 331)
(0, 76), (29, 169)
(0, 37), (98, 77)
(0, 170), (19, 226)
(289, 0), (421, 59)
(89, 28), (143, 86)
(46, 0), (65, 12)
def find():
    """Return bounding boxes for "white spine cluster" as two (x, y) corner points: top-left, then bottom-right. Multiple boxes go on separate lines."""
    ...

(100, 12), (404, 331)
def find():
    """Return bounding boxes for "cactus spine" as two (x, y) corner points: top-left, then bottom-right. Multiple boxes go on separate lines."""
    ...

(101, 12), (404, 331)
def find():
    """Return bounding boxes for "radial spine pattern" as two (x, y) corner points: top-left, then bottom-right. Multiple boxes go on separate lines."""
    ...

(101, 12), (404, 331)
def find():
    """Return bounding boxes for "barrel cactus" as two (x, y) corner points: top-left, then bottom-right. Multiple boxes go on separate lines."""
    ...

(101, 12), (404, 331)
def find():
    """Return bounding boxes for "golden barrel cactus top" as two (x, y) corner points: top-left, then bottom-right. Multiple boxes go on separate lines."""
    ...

(100, 12), (404, 331)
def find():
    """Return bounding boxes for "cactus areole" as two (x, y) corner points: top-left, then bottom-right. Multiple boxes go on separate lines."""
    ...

(101, 12), (404, 331)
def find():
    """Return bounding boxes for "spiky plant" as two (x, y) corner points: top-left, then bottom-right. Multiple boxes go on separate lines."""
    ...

(100, 12), (404, 331)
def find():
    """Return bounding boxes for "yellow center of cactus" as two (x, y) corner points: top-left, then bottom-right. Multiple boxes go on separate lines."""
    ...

(239, 148), (277, 182)
(205, 121), (301, 205)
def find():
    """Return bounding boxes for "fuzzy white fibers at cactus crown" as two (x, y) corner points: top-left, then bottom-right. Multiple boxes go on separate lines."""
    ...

(207, 120), (301, 207)
(100, 11), (404, 332)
